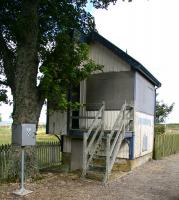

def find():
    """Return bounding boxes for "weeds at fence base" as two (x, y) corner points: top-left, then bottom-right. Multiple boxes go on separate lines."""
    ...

(0, 141), (61, 183)
(0, 146), (39, 183)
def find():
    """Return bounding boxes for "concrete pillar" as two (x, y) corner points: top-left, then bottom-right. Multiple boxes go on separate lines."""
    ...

(62, 135), (83, 171)
(71, 138), (83, 170)
(62, 136), (72, 171)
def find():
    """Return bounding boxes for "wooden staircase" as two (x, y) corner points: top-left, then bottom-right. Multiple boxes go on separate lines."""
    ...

(82, 102), (134, 182)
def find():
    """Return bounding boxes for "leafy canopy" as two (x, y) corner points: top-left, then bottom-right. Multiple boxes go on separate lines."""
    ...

(0, 0), (132, 112)
(156, 100), (174, 123)
(40, 32), (102, 110)
(0, 0), (109, 109)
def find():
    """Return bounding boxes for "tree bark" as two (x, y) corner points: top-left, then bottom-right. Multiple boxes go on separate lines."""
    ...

(11, 0), (44, 129)
(12, 41), (43, 125)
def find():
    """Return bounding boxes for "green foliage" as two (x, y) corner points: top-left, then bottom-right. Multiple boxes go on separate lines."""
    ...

(40, 32), (102, 110)
(0, 0), (133, 125)
(0, 145), (38, 182)
(0, 0), (114, 116)
(0, 89), (8, 104)
(156, 100), (174, 123)
(154, 124), (165, 135)
(92, 0), (132, 8)
(0, 113), (1, 122)
(0, 142), (61, 182)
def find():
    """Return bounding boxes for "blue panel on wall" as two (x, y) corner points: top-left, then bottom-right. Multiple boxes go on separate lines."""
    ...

(142, 134), (148, 152)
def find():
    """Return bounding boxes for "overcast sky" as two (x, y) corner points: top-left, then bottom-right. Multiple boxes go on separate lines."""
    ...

(92, 0), (179, 123)
(0, 0), (178, 123)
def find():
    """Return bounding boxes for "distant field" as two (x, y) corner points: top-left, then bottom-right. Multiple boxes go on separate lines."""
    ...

(0, 126), (58, 145)
(165, 124), (179, 134)
(166, 123), (179, 129)
(1, 123), (179, 145)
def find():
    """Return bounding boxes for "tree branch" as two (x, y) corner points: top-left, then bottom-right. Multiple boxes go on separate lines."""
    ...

(0, 34), (15, 90)
(0, 80), (8, 86)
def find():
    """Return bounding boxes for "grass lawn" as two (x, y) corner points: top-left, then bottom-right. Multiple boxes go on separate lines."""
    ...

(1, 123), (179, 145)
(166, 123), (179, 134)
(167, 123), (179, 128)
(0, 126), (58, 145)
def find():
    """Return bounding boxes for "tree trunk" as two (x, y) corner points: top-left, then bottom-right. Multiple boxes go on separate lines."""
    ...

(11, 0), (44, 130)
(11, 42), (45, 130)
(12, 91), (44, 127)
(11, 45), (44, 128)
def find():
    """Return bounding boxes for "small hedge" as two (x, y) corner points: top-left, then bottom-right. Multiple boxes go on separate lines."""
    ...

(154, 124), (165, 135)
(0, 145), (39, 182)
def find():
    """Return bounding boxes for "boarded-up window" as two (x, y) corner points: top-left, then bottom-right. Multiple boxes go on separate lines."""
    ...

(135, 72), (155, 115)
(86, 72), (134, 110)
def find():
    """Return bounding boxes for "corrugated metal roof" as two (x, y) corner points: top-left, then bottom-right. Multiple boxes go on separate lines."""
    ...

(85, 32), (161, 88)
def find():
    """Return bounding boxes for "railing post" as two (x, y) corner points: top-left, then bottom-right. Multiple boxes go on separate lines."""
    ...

(82, 133), (88, 177)
(123, 101), (126, 135)
(104, 134), (110, 183)
(101, 101), (105, 134)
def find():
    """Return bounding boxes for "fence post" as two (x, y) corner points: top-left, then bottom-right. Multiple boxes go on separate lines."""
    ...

(82, 133), (87, 177)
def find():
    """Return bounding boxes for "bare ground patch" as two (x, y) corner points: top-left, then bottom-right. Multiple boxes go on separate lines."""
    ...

(1, 154), (179, 200)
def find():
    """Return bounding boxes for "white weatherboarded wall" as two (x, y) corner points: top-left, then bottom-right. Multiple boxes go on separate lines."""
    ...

(133, 72), (155, 158)
(89, 42), (130, 73)
(48, 41), (132, 134)
(134, 111), (154, 158)
(79, 41), (132, 130)
(48, 111), (67, 135)
(135, 72), (155, 115)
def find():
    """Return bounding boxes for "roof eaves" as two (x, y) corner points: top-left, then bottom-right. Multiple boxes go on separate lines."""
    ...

(136, 65), (161, 88)
(87, 31), (161, 88)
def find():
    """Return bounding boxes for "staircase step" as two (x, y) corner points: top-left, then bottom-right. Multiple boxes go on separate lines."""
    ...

(113, 159), (131, 172)
(86, 159), (131, 182)
(126, 105), (133, 110)
(86, 170), (105, 181)
(92, 156), (106, 164)
(89, 165), (106, 172)
(83, 103), (133, 182)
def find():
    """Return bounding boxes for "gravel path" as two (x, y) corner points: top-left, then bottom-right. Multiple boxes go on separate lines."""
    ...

(1, 154), (179, 200)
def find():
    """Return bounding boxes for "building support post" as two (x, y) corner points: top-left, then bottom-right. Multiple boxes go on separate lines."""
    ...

(82, 133), (87, 177)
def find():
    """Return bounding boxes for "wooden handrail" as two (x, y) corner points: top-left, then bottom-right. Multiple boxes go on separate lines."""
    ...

(104, 102), (134, 182)
(87, 121), (102, 153)
(86, 126), (104, 167)
(70, 116), (102, 119)
(109, 104), (126, 139)
(86, 104), (105, 138)
(82, 102), (105, 177)
(109, 121), (124, 157)
(82, 101), (134, 181)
